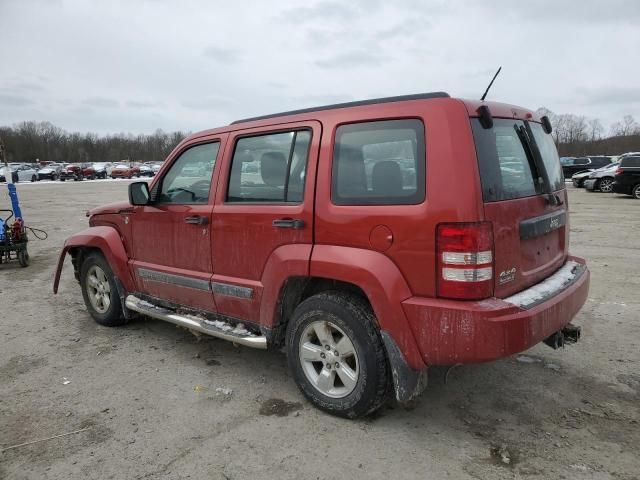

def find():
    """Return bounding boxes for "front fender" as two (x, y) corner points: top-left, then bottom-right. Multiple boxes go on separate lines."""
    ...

(53, 226), (134, 294)
(310, 245), (425, 371)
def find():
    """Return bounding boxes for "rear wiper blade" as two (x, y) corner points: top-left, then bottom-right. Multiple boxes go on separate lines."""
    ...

(513, 124), (544, 189)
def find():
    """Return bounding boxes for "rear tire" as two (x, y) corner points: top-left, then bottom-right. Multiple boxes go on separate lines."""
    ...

(598, 177), (614, 193)
(286, 291), (390, 419)
(80, 252), (126, 327)
(31, 175), (36, 182)
(633, 184), (640, 199)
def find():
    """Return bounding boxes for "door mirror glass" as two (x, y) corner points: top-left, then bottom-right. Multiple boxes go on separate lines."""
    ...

(129, 181), (150, 205)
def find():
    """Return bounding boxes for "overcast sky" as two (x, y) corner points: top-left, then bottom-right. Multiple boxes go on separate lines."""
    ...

(1, 0), (639, 135)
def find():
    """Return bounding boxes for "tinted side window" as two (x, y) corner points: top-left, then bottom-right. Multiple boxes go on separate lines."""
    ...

(227, 130), (311, 203)
(158, 142), (219, 204)
(621, 157), (640, 167)
(331, 119), (425, 205)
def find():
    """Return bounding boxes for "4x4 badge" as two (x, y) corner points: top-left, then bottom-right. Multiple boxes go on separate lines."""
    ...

(499, 267), (516, 285)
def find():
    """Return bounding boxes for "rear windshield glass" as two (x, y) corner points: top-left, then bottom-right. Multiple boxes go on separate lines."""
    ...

(471, 118), (564, 202)
(621, 157), (640, 167)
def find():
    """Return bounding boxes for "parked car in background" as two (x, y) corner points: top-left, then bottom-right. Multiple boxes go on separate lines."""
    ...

(571, 162), (618, 192)
(571, 169), (592, 188)
(110, 164), (135, 179)
(92, 162), (113, 179)
(0, 163), (39, 182)
(138, 164), (155, 177)
(60, 164), (86, 181)
(55, 92), (590, 418)
(582, 163), (620, 192)
(5, 163), (38, 182)
(80, 163), (97, 180)
(37, 163), (63, 181)
(612, 156), (640, 199)
(561, 156), (612, 178)
(0, 166), (18, 183)
(151, 162), (163, 174)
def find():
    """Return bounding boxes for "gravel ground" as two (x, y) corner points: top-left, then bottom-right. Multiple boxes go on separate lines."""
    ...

(0, 180), (638, 480)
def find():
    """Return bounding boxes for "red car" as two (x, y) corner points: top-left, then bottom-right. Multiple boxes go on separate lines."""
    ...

(54, 92), (589, 418)
(110, 164), (135, 179)
(59, 164), (83, 181)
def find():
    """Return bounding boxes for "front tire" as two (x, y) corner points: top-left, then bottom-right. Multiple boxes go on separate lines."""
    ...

(80, 253), (126, 327)
(633, 184), (640, 199)
(31, 175), (36, 182)
(286, 291), (390, 419)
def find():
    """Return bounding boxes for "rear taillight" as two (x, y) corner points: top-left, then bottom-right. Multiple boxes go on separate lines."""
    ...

(437, 222), (494, 300)
(615, 167), (623, 176)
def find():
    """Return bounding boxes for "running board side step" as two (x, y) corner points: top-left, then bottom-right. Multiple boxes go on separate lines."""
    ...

(125, 295), (267, 349)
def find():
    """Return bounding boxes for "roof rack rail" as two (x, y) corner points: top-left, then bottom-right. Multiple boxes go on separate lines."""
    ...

(231, 91), (450, 125)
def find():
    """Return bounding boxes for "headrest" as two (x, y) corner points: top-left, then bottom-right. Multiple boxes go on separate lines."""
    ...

(372, 160), (403, 196)
(260, 151), (287, 187)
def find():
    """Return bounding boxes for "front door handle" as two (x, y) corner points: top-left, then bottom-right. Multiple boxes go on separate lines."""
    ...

(184, 215), (208, 225)
(272, 218), (305, 229)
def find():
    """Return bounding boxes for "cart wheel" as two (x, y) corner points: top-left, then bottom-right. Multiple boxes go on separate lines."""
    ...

(18, 249), (30, 267)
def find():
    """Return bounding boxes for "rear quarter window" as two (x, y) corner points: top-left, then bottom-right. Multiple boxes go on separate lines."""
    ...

(331, 119), (425, 205)
(621, 157), (640, 168)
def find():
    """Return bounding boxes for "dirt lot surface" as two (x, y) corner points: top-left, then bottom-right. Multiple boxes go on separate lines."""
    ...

(1, 180), (638, 480)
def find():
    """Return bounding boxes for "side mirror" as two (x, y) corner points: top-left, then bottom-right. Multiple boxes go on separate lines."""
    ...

(541, 115), (553, 134)
(129, 181), (150, 205)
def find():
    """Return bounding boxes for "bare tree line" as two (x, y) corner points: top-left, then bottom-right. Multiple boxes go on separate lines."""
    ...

(536, 108), (640, 157)
(0, 121), (188, 164)
(1, 111), (639, 165)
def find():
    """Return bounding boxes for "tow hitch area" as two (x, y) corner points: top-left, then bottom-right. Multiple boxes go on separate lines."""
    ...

(544, 323), (582, 350)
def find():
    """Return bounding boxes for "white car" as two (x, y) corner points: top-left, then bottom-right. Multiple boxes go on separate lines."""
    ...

(37, 163), (63, 181)
(92, 162), (114, 179)
(0, 163), (39, 183)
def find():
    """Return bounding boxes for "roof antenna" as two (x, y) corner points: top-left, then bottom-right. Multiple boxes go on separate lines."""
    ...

(480, 66), (502, 101)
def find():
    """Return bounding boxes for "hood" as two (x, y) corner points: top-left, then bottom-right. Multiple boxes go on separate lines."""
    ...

(573, 170), (593, 178)
(88, 201), (132, 216)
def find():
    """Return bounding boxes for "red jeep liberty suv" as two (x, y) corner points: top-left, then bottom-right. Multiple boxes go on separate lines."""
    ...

(54, 92), (590, 418)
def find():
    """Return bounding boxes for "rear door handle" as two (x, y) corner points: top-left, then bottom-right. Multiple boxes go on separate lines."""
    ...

(184, 215), (208, 225)
(272, 218), (305, 229)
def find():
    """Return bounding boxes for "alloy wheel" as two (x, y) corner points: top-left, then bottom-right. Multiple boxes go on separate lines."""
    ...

(86, 265), (112, 314)
(599, 178), (613, 193)
(298, 320), (359, 398)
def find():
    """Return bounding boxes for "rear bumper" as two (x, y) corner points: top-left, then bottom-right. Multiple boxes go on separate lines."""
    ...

(402, 256), (590, 365)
